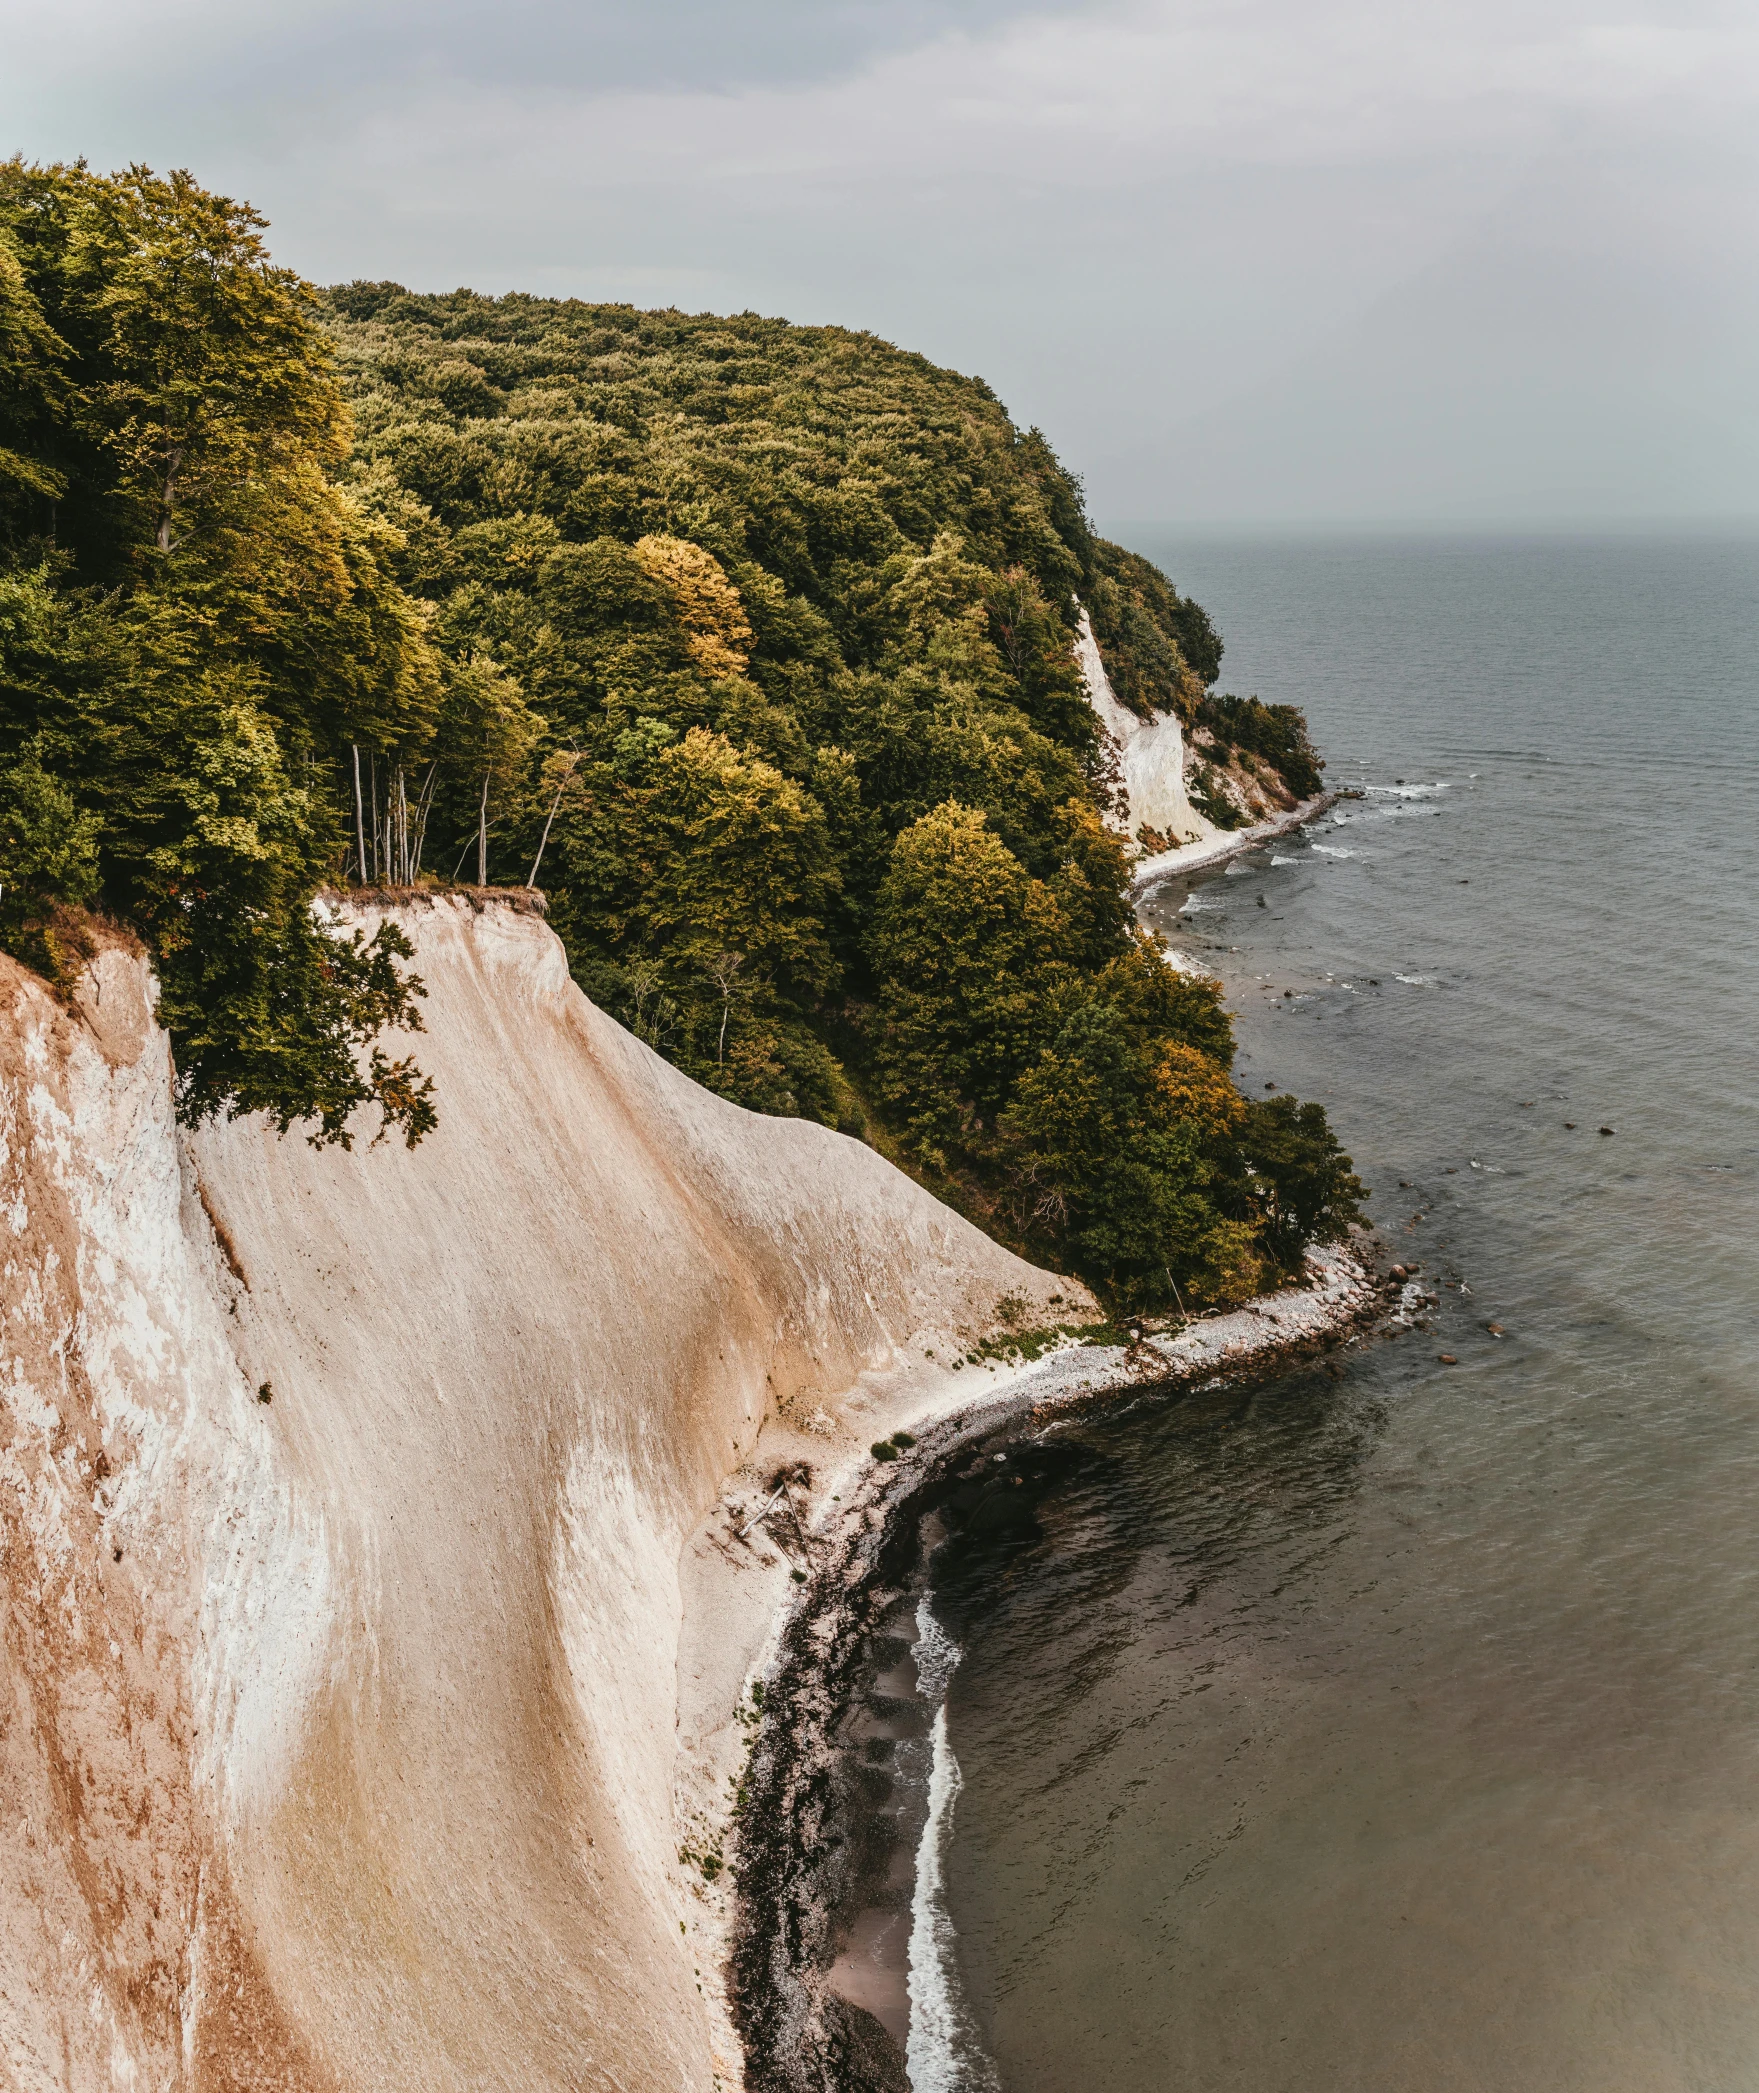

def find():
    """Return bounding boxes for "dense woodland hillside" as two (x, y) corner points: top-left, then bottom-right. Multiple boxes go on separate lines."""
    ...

(0, 160), (1360, 1309)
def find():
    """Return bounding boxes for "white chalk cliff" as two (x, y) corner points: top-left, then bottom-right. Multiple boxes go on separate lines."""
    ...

(1074, 606), (1214, 851)
(1075, 607), (1330, 896)
(0, 898), (1076, 2091)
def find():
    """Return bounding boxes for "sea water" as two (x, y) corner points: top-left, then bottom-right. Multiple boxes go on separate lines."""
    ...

(904, 1596), (1000, 2093)
(915, 533), (1759, 2090)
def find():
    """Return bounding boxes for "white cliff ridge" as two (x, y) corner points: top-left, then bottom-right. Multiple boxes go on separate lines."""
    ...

(0, 899), (1079, 2093)
(0, 894), (1371, 2091)
(1073, 605), (1333, 893)
(1074, 605), (1214, 851)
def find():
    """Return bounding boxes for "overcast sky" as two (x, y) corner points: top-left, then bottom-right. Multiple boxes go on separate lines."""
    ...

(8, 0), (1757, 526)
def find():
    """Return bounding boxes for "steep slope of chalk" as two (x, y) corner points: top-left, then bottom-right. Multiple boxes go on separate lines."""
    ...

(0, 897), (1074, 2092)
(1076, 607), (1213, 849)
(1076, 608), (1327, 888)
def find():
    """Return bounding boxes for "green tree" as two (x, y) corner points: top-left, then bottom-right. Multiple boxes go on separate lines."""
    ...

(427, 648), (542, 885)
(1198, 693), (1324, 800)
(59, 164), (347, 563)
(542, 723), (843, 1117)
(0, 741), (100, 977)
(301, 271), (1359, 1286)
(0, 226), (70, 520)
(1001, 1001), (1218, 1303)
(1236, 1094), (1368, 1271)
(869, 804), (1070, 1162)
(0, 161), (438, 1146)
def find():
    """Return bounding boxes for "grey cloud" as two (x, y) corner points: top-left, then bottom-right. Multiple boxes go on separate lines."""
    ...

(9, 0), (1062, 141)
(6, 0), (1756, 524)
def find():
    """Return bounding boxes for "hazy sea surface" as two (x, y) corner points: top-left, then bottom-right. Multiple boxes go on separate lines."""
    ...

(920, 535), (1759, 2090)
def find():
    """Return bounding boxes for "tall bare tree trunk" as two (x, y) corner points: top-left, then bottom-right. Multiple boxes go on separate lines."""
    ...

(156, 446), (183, 555)
(477, 771), (490, 887)
(410, 764), (438, 883)
(526, 781), (564, 890)
(352, 746), (368, 885)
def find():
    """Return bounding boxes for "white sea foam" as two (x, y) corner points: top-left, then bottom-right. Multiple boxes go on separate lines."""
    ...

(912, 1594), (962, 1703)
(906, 1598), (1000, 2093)
(1394, 973), (1431, 985)
(1270, 853), (1301, 865)
(1366, 781), (1449, 798)
(1312, 845), (1356, 858)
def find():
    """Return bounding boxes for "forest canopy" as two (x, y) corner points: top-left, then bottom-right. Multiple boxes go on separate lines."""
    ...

(0, 159), (1361, 1306)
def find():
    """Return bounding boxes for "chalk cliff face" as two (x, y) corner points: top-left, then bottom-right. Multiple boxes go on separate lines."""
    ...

(0, 898), (1071, 2091)
(1075, 606), (1213, 850)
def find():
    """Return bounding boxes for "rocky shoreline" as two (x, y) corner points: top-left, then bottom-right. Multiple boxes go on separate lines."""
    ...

(725, 1240), (1408, 2092)
(1131, 788), (1343, 894)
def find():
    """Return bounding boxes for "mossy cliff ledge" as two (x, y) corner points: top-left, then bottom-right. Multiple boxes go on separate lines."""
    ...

(0, 895), (1080, 2091)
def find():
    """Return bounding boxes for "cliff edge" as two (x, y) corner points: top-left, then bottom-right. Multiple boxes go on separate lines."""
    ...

(0, 896), (1075, 2091)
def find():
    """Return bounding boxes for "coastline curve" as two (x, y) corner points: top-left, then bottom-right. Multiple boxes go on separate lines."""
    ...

(1131, 790), (1343, 895)
(725, 1242), (1389, 2092)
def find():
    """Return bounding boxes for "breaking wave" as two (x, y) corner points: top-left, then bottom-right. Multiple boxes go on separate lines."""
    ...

(905, 1597), (1000, 2093)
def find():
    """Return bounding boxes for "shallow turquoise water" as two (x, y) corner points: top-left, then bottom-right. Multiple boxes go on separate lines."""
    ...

(928, 534), (1759, 2091)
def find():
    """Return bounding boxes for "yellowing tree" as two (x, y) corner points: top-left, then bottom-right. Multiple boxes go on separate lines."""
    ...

(1153, 1042), (1246, 1138)
(632, 534), (753, 679)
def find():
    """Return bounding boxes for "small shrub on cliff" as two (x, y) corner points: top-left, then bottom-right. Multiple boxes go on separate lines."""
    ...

(1188, 762), (1248, 832)
(0, 743), (100, 980)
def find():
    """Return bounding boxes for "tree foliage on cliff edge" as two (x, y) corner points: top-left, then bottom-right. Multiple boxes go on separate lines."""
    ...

(316, 278), (1360, 1302)
(0, 161), (1362, 1300)
(0, 158), (436, 1144)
